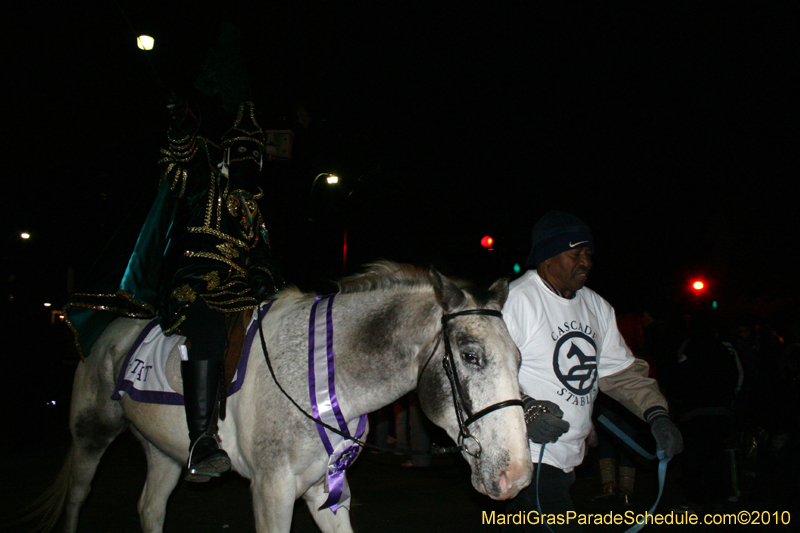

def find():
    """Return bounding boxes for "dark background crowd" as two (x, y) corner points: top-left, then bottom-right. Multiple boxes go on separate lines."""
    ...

(596, 305), (800, 514)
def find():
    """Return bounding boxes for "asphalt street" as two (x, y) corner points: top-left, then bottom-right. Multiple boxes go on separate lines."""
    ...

(3, 417), (793, 533)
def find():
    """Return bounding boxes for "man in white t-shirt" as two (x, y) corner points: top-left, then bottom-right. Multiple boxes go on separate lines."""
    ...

(502, 211), (682, 532)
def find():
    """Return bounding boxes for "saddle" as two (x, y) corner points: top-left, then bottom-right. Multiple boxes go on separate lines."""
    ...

(219, 308), (253, 420)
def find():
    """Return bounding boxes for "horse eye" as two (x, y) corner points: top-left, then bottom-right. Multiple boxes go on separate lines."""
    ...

(461, 352), (480, 366)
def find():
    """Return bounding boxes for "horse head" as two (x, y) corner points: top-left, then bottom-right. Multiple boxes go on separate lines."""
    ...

(417, 269), (533, 500)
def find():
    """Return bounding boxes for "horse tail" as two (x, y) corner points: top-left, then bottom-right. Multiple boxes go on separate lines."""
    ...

(11, 444), (75, 532)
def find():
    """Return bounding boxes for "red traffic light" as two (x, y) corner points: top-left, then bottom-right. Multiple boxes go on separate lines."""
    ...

(480, 236), (494, 248)
(691, 280), (705, 291)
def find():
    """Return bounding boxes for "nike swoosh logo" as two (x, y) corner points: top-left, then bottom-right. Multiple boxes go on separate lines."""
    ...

(569, 241), (588, 248)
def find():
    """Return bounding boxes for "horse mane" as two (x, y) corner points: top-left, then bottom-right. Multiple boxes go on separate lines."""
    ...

(277, 261), (499, 307)
(336, 261), (432, 294)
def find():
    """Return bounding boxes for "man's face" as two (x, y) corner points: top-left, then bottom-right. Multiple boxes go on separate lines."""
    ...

(539, 247), (593, 297)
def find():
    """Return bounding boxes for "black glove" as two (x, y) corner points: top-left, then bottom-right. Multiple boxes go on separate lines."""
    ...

(247, 270), (276, 301)
(649, 416), (683, 459)
(522, 395), (570, 444)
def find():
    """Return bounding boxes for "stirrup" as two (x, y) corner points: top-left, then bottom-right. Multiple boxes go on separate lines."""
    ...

(185, 435), (231, 482)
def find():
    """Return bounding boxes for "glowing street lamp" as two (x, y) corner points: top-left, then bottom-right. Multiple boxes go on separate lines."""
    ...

(136, 35), (154, 51)
(312, 173), (339, 188)
(20, 232), (30, 240)
(309, 173), (340, 215)
(309, 172), (346, 272)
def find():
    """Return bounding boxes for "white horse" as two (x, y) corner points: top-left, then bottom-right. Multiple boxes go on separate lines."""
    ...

(40, 262), (532, 533)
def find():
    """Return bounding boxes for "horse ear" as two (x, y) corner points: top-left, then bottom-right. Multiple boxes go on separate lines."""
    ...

(488, 277), (510, 308)
(429, 267), (466, 313)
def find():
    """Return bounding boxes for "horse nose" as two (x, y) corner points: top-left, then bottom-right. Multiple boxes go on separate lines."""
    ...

(497, 460), (533, 500)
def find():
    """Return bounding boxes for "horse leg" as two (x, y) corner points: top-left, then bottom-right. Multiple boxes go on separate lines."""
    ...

(63, 393), (128, 532)
(302, 481), (355, 533)
(251, 472), (297, 533)
(134, 433), (183, 533)
(60, 347), (130, 533)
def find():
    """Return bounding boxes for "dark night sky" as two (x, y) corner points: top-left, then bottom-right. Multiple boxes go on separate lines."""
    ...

(5, 1), (799, 322)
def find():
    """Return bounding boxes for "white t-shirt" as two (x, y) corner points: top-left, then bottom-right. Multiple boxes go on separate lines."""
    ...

(504, 270), (635, 472)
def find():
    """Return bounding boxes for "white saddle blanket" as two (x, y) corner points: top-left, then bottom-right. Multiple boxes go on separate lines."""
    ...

(111, 317), (256, 405)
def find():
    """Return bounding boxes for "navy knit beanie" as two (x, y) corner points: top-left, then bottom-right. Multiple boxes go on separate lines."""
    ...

(525, 211), (594, 268)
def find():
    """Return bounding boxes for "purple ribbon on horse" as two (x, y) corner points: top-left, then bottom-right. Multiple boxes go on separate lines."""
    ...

(308, 294), (367, 513)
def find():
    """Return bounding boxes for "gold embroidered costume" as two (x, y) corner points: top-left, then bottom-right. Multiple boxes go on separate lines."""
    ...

(65, 102), (283, 357)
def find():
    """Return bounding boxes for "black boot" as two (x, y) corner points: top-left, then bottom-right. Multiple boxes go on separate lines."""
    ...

(181, 359), (231, 482)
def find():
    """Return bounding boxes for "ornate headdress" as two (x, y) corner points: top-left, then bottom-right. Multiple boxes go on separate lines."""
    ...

(221, 101), (266, 168)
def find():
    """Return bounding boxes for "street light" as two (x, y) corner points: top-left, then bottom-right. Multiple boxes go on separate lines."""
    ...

(308, 172), (348, 273)
(136, 35), (154, 50)
(312, 173), (339, 187)
(309, 173), (340, 221)
(312, 173), (339, 189)
(20, 232), (30, 240)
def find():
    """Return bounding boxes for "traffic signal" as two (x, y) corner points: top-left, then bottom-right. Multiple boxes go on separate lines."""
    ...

(689, 278), (717, 308)
(480, 236), (494, 250)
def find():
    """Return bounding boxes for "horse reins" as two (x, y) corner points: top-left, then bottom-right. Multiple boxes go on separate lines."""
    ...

(256, 304), (523, 457)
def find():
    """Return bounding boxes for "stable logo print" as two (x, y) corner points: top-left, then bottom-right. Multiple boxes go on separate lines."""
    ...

(552, 331), (597, 395)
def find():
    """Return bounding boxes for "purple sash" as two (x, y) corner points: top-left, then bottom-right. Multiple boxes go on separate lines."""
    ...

(308, 295), (367, 513)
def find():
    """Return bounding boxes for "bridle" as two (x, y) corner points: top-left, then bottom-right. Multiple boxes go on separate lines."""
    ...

(420, 308), (524, 458)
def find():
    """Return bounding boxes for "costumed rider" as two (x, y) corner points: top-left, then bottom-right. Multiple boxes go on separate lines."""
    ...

(501, 211), (682, 532)
(64, 96), (284, 483)
(159, 96), (284, 481)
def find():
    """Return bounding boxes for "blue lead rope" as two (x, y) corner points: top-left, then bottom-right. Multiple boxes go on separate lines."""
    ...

(596, 414), (669, 532)
(536, 415), (669, 533)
